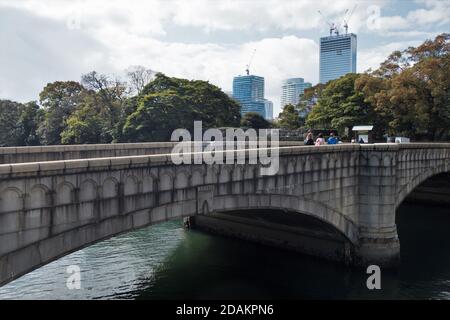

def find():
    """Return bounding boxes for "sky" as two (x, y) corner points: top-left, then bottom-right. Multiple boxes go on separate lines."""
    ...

(0, 0), (449, 117)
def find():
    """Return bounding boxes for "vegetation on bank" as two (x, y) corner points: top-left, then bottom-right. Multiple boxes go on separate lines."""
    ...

(0, 33), (448, 147)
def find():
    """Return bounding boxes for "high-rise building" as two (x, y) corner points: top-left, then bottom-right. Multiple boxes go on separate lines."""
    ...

(232, 75), (265, 117)
(280, 78), (312, 108)
(263, 99), (273, 120)
(319, 33), (357, 84)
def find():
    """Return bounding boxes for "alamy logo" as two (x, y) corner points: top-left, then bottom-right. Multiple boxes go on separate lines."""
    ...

(366, 265), (381, 290)
(170, 121), (280, 176)
(66, 265), (81, 290)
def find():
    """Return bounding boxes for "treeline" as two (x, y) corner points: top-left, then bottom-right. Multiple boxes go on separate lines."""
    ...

(281, 33), (450, 141)
(0, 67), (241, 147)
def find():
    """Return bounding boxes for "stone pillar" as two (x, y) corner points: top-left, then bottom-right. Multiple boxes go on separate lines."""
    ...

(356, 145), (400, 268)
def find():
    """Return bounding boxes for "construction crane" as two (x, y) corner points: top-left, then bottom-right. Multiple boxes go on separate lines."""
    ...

(334, 9), (349, 36)
(318, 10), (337, 36)
(343, 4), (357, 34)
(245, 49), (256, 76)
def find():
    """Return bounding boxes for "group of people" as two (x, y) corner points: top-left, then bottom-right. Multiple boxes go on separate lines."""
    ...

(304, 131), (339, 146)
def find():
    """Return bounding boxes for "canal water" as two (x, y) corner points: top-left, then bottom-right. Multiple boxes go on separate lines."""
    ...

(0, 202), (450, 300)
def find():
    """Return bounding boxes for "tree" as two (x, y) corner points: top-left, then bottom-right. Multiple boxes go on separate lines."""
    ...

(0, 100), (25, 146)
(306, 73), (376, 136)
(37, 81), (86, 145)
(240, 112), (270, 129)
(123, 73), (241, 141)
(81, 71), (127, 140)
(19, 101), (43, 146)
(61, 109), (104, 145)
(60, 94), (107, 144)
(126, 65), (156, 95)
(278, 104), (303, 130)
(368, 33), (450, 139)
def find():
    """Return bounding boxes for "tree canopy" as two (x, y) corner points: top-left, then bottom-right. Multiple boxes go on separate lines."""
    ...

(123, 73), (241, 141)
(278, 104), (303, 130)
(240, 112), (270, 129)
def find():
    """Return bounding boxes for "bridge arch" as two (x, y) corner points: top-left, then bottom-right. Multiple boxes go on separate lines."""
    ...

(396, 163), (450, 209)
(0, 187), (23, 212)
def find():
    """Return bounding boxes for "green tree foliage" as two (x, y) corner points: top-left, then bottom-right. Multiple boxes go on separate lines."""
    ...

(277, 104), (303, 130)
(123, 73), (241, 141)
(0, 100), (25, 147)
(60, 94), (106, 144)
(0, 100), (43, 146)
(306, 73), (376, 135)
(19, 101), (43, 146)
(81, 71), (127, 141)
(372, 33), (450, 140)
(240, 112), (270, 129)
(37, 81), (86, 145)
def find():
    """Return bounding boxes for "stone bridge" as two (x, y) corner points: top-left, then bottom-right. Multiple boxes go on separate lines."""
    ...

(0, 143), (449, 286)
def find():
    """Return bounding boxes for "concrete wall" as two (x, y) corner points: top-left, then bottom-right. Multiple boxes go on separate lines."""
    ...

(0, 143), (449, 286)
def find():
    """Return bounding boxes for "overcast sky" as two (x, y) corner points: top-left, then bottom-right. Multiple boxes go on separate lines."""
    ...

(0, 0), (449, 116)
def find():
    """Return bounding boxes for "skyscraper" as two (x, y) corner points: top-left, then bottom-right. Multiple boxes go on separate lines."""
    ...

(280, 78), (312, 108)
(232, 75), (265, 117)
(319, 33), (357, 84)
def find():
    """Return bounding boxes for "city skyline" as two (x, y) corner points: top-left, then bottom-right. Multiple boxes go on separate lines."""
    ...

(0, 0), (449, 117)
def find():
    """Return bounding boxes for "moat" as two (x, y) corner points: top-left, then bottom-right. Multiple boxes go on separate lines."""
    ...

(0, 202), (449, 300)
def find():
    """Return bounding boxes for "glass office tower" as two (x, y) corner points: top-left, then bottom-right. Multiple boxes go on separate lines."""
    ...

(280, 78), (312, 108)
(319, 33), (357, 84)
(232, 75), (265, 117)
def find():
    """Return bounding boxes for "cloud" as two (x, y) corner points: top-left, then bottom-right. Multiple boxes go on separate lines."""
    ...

(0, 1), (319, 116)
(358, 40), (423, 73)
(0, 6), (112, 101)
(407, 0), (450, 26)
(100, 35), (319, 117)
(0, 0), (390, 35)
(0, 0), (447, 119)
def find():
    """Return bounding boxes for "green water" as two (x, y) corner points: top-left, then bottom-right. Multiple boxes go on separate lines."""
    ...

(0, 203), (450, 299)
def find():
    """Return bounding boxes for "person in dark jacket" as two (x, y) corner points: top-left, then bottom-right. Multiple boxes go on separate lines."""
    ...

(304, 130), (314, 145)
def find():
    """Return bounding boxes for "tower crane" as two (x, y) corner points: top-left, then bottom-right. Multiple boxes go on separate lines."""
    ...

(245, 49), (256, 76)
(343, 4), (357, 34)
(318, 10), (336, 36)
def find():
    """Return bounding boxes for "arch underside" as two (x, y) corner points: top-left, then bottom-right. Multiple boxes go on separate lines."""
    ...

(396, 163), (450, 209)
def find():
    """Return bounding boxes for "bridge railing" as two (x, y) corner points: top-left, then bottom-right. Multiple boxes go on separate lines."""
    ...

(0, 141), (305, 165)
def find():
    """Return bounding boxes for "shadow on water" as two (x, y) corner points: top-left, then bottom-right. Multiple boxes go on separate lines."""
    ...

(1, 203), (450, 299)
(133, 203), (450, 300)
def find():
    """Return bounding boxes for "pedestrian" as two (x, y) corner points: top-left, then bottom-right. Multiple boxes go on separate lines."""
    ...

(327, 132), (338, 145)
(304, 130), (314, 146)
(315, 133), (325, 146)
